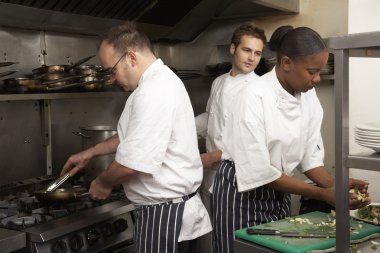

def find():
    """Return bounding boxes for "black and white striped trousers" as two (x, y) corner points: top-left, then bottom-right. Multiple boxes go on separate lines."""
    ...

(211, 160), (291, 253)
(134, 201), (185, 253)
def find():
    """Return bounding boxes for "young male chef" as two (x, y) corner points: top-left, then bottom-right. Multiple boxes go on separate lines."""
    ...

(60, 21), (211, 253)
(195, 22), (267, 252)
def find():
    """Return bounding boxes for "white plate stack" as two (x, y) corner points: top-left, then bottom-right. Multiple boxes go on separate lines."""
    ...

(355, 122), (380, 152)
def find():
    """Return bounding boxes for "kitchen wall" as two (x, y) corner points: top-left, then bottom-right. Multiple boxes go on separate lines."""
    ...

(348, 0), (380, 202)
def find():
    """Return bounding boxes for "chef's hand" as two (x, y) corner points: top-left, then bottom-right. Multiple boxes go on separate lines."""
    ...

(349, 178), (369, 194)
(201, 150), (222, 169)
(89, 177), (112, 200)
(349, 178), (371, 209)
(60, 149), (94, 176)
(320, 185), (370, 210)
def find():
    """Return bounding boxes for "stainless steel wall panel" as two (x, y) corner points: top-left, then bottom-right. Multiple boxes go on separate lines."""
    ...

(0, 101), (46, 184)
(50, 97), (126, 174)
(43, 31), (100, 66)
(0, 27), (42, 76)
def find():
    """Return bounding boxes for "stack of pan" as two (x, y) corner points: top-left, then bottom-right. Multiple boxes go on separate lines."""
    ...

(0, 61), (19, 91)
(3, 55), (111, 93)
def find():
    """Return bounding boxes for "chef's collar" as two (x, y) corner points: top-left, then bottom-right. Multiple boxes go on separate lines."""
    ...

(271, 66), (301, 102)
(227, 69), (258, 82)
(137, 58), (164, 88)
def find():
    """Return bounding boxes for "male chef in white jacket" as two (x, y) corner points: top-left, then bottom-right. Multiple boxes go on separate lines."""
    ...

(61, 21), (211, 253)
(195, 22), (267, 252)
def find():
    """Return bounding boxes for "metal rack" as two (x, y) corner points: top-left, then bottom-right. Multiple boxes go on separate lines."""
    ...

(0, 91), (129, 101)
(329, 31), (380, 252)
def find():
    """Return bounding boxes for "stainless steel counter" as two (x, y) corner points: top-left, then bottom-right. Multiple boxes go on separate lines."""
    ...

(0, 228), (26, 253)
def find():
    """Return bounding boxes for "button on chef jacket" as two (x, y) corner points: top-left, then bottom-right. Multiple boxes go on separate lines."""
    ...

(222, 67), (325, 192)
(195, 71), (259, 192)
(116, 59), (212, 240)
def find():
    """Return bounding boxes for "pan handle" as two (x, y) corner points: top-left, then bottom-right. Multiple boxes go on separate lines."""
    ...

(78, 192), (90, 198)
(67, 55), (96, 71)
(72, 131), (91, 139)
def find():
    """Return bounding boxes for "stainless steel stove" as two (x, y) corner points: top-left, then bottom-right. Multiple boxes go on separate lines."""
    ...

(0, 176), (135, 253)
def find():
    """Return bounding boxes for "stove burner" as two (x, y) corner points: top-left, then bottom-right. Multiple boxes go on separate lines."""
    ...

(9, 216), (38, 227)
(0, 200), (18, 209)
(18, 196), (42, 213)
(1, 214), (53, 230)
(0, 209), (19, 219)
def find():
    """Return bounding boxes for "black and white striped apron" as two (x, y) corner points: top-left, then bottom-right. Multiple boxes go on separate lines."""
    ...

(133, 193), (195, 253)
(211, 160), (291, 253)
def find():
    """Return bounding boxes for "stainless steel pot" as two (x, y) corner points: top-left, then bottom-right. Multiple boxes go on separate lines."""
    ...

(73, 126), (117, 185)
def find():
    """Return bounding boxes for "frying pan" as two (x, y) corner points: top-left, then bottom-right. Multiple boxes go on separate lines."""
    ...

(3, 77), (42, 86)
(74, 65), (103, 76)
(0, 70), (18, 78)
(32, 55), (96, 75)
(34, 187), (89, 202)
(0, 62), (18, 67)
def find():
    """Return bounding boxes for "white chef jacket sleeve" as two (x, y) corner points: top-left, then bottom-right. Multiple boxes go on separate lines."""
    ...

(195, 112), (208, 139)
(116, 91), (173, 174)
(300, 89), (325, 172)
(224, 85), (281, 192)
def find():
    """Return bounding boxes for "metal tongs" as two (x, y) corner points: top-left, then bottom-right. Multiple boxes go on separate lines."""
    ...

(45, 173), (70, 192)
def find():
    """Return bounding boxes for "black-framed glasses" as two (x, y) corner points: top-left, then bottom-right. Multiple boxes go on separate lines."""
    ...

(107, 52), (127, 75)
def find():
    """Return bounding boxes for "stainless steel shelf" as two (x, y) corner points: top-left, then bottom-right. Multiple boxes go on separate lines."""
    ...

(329, 31), (380, 49)
(0, 91), (130, 101)
(347, 152), (380, 171)
(332, 30), (380, 253)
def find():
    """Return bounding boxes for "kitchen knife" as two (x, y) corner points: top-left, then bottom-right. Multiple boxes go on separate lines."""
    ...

(246, 228), (335, 238)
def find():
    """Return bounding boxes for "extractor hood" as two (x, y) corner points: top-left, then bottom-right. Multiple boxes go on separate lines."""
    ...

(0, 0), (299, 41)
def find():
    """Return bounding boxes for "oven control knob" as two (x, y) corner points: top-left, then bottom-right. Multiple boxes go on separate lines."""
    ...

(86, 229), (101, 245)
(68, 234), (83, 251)
(101, 222), (114, 237)
(51, 240), (67, 253)
(113, 218), (128, 233)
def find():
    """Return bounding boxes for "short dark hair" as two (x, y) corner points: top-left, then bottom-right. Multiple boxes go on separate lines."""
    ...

(102, 21), (152, 55)
(230, 22), (267, 47)
(268, 25), (326, 63)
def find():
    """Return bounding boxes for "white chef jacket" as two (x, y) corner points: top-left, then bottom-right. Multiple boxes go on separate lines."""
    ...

(222, 67), (325, 192)
(116, 59), (212, 240)
(195, 71), (259, 192)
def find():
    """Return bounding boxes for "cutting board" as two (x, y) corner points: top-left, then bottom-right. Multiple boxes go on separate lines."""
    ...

(235, 211), (380, 253)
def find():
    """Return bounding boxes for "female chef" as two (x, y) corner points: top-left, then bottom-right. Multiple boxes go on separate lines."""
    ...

(211, 25), (370, 253)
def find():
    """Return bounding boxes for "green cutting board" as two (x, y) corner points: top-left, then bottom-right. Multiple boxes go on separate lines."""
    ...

(235, 211), (380, 253)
